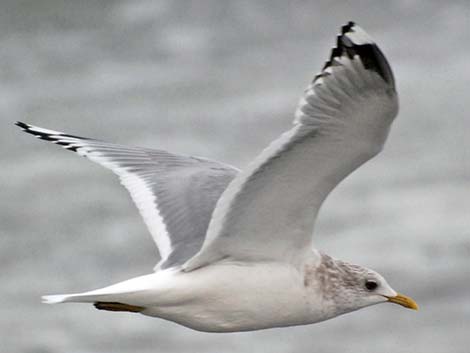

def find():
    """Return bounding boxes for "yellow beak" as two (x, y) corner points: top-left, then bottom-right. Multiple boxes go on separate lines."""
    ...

(386, 293), (419, 310)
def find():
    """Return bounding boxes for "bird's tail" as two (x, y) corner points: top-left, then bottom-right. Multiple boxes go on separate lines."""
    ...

(42, 294), (70, 304)
(41, 273), (161, 305)
(42, 292), (110, 304)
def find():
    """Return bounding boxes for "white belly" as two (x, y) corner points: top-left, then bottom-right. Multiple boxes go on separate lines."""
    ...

(138, 261), (323, 332)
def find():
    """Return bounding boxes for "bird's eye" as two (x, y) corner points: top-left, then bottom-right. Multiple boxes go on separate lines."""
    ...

(365, 280), (378, 291)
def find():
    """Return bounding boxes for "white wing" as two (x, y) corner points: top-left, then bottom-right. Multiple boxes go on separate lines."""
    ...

(16, 122), (238, 270)
(184, 22), (398, 270)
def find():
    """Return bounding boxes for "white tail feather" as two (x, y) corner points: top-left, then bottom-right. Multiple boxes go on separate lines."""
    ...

(42, 292), (108, 304)
(41, 273), (166, 306)
(42, 294), (70, 304)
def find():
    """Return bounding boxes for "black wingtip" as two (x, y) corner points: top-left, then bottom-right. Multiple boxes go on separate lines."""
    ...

(14, 121), (62, 143)
(14, 122), (93, 155)
(15, 121), (29, 130)
(318, 22), (395, 89)
(15, 121), (91, 141)
(341, 21), (356, 34)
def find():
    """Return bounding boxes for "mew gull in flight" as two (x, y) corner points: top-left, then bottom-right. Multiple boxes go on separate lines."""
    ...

(16, 22), (417, 332)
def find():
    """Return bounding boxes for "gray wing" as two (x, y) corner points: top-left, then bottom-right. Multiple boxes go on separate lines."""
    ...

(185, 22), (398, 270)
(16, 122), (238, 270)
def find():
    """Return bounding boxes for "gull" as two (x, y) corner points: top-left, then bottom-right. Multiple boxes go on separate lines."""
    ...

(16, 22), (417, 333)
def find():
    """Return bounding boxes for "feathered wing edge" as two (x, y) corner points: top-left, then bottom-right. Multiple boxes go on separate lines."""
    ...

(15, 122), (238, 271)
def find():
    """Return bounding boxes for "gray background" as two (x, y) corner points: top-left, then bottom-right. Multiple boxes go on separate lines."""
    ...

(2, 1), (469, 352)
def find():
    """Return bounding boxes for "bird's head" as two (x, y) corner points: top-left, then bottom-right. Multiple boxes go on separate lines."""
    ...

(316, 254), (418, 317)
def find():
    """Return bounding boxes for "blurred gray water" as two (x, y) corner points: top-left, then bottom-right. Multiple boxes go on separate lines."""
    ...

(1, 1), (469, 352)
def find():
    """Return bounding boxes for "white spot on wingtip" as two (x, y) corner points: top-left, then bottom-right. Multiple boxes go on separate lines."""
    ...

(345, 25), (374, 45)
(28, 126), (63, 135)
